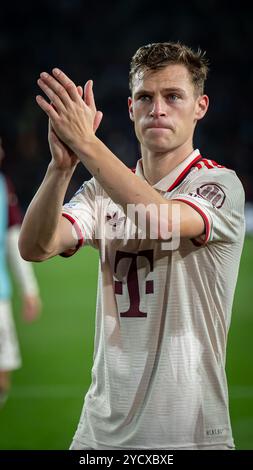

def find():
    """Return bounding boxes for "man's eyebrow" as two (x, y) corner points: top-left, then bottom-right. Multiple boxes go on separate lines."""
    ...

(133, 87), (186, 98)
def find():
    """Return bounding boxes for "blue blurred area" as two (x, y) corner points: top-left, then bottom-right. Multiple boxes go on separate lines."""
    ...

(0, 0), (252, 210)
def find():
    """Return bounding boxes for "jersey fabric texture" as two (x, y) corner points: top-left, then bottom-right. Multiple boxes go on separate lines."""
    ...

(62, 149), (245, 450)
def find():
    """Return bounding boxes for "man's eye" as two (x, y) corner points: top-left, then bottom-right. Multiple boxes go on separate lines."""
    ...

(139, 95), (151, 101)
(168, 94), (179, 102)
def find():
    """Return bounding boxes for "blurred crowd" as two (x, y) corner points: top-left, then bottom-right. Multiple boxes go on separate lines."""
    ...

(0, 0), (252, 213)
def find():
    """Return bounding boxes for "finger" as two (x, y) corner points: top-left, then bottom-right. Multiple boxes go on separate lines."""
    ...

(37, 78), (65, 112)
(84, 81), (89, 105)
(39, 71), (76, 108)
(84, 80), (96, 111)
(77, 85), (83, 97)
(48, 118), (56, 135)
(94, 111), (103, 132)
(36, 95), (59, 121)
(52, 68), (80, 102)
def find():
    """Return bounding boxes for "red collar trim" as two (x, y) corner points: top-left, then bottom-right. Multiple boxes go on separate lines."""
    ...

(167, 154), (202, 192)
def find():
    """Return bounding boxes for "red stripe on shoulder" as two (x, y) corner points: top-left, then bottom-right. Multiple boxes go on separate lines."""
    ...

(194, 162), (203, 170)
(201, 159), (225, 170)
(167, 154), (202, 191)
(210, 159), (225, 168)
(191, 158), (226, 172)
(201, 159), (213, 169)
(131, 168), (136, 173)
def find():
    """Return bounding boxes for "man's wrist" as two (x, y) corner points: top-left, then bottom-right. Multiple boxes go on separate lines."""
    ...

(48, 160), (77, 178)
(75, 135), (101, 163)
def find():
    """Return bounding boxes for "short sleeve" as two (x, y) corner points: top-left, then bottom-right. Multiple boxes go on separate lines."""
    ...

(61, 177), (99, 255)
(172, 168), (245, 244)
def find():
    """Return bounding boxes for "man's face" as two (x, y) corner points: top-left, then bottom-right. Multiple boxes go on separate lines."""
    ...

(128, 64), (208, 154)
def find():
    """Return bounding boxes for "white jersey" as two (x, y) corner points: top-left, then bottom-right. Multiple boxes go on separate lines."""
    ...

(62, 149), (245, 450)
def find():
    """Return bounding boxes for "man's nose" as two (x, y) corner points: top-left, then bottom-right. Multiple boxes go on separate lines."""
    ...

(150, 98), (167, 117)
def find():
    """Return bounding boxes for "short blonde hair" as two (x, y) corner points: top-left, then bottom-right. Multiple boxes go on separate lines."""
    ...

(129, 41), (209, 95)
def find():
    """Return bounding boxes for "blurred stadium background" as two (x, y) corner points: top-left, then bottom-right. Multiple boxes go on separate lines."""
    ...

(0, 0), (252, 450)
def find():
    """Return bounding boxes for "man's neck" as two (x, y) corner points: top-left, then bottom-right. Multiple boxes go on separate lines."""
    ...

(141, 143), (194, 186)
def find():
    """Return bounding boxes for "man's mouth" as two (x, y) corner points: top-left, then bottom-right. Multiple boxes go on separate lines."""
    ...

(146, 122), (171, 130)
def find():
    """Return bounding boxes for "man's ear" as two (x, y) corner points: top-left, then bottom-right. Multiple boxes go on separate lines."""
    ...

(128, 97), (134, 121)
(195, 94), (209, 121)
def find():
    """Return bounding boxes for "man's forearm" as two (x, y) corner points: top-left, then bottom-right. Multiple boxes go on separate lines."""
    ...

(19, 162), (74, 261)
(76, 139), (204, 241)
(75, 138), (177, 240)
(34, 69), (204, 241)
(77, 137), (165, 210)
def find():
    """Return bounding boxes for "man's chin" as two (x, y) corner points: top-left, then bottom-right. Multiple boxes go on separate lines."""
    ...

(145, 142), (174, 153)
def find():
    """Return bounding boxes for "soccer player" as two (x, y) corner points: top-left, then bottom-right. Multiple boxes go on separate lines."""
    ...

(19, 42), (245, 450)
(0, 136), (41, 407)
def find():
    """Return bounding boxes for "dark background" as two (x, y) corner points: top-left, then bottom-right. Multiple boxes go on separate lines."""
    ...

(1, 0), (252, 211)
